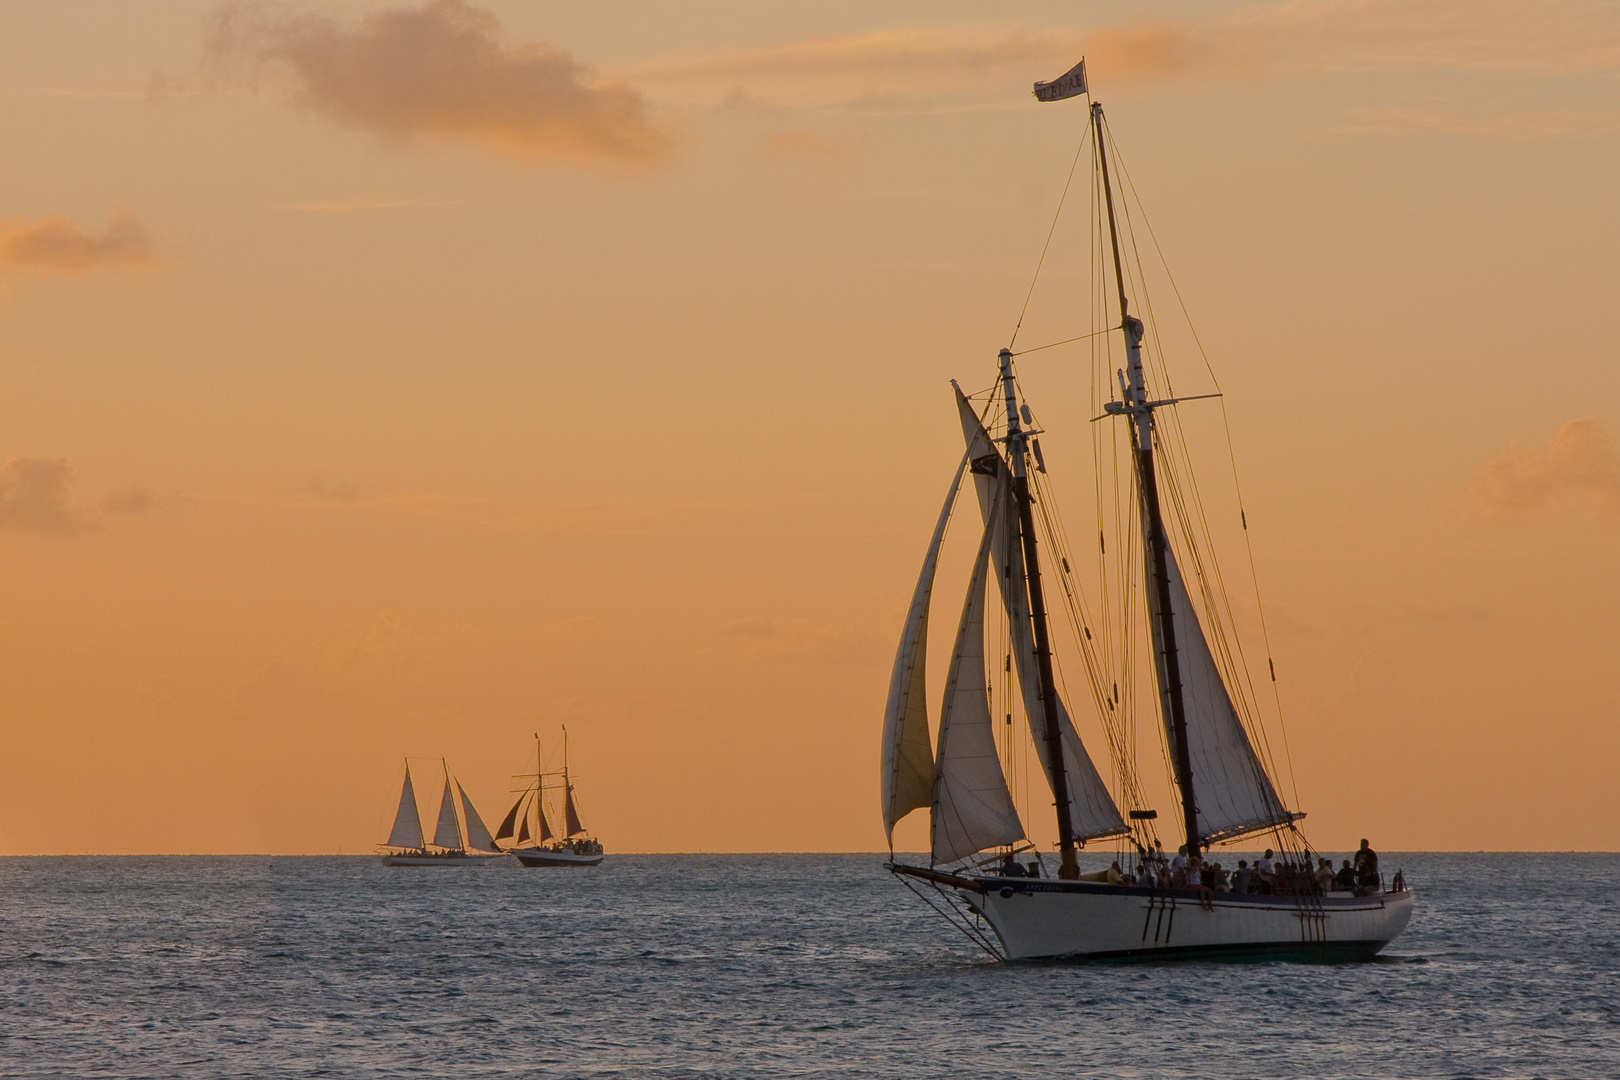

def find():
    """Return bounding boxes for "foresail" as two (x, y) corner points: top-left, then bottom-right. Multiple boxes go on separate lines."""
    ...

(1145, 536), (1296, 842)
(386, 764), (424, 849)
(931, 498), (1025, 865)
(881, 452), (969, 840)
(955, 388), (1129, 842)
(495, 793), (526, 841)
(457, 782), (501, 852)
(432, 777), (462, 849)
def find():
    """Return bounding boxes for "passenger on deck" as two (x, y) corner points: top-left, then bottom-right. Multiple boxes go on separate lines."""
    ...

(1354, 839), (1380, 893)
(1335, 859), (1356, 890)
(1188, 857), (1214, 910)
(1232, 860), (1252, 894)
(1169, 845), (1188, 879)
(999, 853), (1026, 877)
(1211, 864), (1230, 893)
(1316, 857), (1335, 892)
(1105, 861), (1124, 885)
(1136, 864), (1155, 888)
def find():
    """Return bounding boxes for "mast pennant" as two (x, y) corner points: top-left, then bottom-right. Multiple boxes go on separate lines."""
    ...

(1034, 59), (1086, 102)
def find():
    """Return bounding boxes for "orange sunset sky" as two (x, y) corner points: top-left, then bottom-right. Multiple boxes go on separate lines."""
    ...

(2, 1), (1617, 855)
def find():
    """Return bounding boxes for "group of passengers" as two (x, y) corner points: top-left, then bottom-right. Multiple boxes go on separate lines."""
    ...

(1098, 839), (1384, 902)
(994, 839), (1385, 901)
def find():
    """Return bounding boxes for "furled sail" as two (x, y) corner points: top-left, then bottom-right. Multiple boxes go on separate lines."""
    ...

(386, 764), (424, 849)
(881, 452), (969, 840)
(1144, 533), (1297, 843)
(432, 776), (463, 850)
(955, 388), (1129, 841)
(931, 492), (1026, 865)
(457, 782), (500, 853)
(564, 785), (585, 837)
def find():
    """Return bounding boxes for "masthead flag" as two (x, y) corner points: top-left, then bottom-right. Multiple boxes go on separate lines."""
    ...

(1033, 60), (1087, 102)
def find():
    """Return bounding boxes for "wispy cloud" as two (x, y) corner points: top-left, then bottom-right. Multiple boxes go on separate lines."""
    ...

(628, 1), (1620, 109)
(0, 458), (96, 535)
(0, 209), (158, 274)
(1462, 418), (1620, 523)
(760, 127), (861, 163)
(1338, 107), (1620, 139)
(203, 0), (680, 169)
(275, 195), (449, 212)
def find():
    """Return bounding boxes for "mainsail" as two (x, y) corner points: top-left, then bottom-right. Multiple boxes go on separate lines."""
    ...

(432, 776), (463, 850)
(881, 453), (969, 840)
(955, 389), (1128, 842)
(386, 763), (424, 849)
(457, 781), (500, 853)
(931, 491), (1026, 865)
(1144, 534), (1296, 842)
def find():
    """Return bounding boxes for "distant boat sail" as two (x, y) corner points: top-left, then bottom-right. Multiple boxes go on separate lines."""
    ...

(496, 728), (604, 868)
(379, 759), (505, 867)
(882, 62), (1414, 961)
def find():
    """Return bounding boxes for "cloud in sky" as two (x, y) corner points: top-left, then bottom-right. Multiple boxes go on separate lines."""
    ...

(1338, 107), (1620, 139)
(760, 127), (858, 163)
(0, 209), (158, 274)
(1463, 419), (1620, 523)
(204, 0), (679, 169)
(0, 458), (96, 535)
(629, 0), (1620, 108)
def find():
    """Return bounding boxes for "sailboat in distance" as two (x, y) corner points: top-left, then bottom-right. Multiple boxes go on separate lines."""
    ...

(379, 758), (507, 866)
(496, 728), (605, 867)
(881, 61), (1413, 961)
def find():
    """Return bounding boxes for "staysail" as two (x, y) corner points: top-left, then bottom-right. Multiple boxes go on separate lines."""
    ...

(386, 763), (424, 849)
(457, 781), (500, 853)
(564, 784), (584, 837)
(955, 388), (1128, 842)
(1143, 534), (1297, 842)
(432, 776), (463, 850)
(931, 489), (1026, 865)
(495, 793), (526, 841)
(881, 452), (969, 840)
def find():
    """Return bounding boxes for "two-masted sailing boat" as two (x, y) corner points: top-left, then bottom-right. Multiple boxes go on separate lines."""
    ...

(379, 759), (506, 866)
(881, 61), (1413, 961)
(495, 729), (604, 867)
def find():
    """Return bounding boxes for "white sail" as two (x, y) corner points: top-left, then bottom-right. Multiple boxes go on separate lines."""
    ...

(432, 776), (463, 850)
(932, 498), (1026, 865)
(955, 388), (1128, 842)
(457, 782), (500, 853)
(881, 452), (969, 840)
(386, 764), (424, 849)
(1145, 535), (1296, 842)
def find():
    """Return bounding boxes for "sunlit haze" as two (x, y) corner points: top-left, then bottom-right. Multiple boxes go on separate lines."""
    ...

(2, 0), (1617, 854)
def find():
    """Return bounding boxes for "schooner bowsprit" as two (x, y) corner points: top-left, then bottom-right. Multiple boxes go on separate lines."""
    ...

(881, 61), (1413, 961)
(379, 758), (506, 866)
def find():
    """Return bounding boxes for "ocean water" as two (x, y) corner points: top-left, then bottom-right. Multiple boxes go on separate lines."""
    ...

(2, 853), (1616, 1078)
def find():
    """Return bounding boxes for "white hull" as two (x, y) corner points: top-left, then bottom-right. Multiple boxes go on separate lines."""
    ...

(380, 851), (507, 867)
(898, 867), (1414, 961)
(509, 847), (604, 868)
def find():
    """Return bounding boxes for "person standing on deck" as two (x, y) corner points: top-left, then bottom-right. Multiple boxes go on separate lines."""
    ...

(1354, 839), (1380, 892)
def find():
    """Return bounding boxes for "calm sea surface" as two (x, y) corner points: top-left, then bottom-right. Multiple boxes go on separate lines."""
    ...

(2, 853), (1616, 1078)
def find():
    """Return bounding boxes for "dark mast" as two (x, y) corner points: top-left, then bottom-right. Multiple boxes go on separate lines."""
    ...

(997, 348), (1080, 879)
(1091, 100), (1202, 859)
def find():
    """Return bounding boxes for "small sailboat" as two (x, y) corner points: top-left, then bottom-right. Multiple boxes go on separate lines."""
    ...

(881, 61), (1413, 961)
(495, 729), (605, 867)
(378, 758), (507, 866)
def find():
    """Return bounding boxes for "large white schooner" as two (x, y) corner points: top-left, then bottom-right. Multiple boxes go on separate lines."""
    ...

(379, 759), (506, 866)
(881, 61), (1413, 961)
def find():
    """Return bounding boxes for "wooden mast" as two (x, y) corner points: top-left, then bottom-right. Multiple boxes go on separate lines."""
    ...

(998, 349), (1079, 879)
(1091, 100), (1202, 859)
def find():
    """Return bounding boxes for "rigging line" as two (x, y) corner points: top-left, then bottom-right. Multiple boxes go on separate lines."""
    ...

(1103, 120), (1300, 809)
(1008, 120), (1091, 350)
(1011, 326), (1120, 357)
(1105, 120), (1295, 812)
